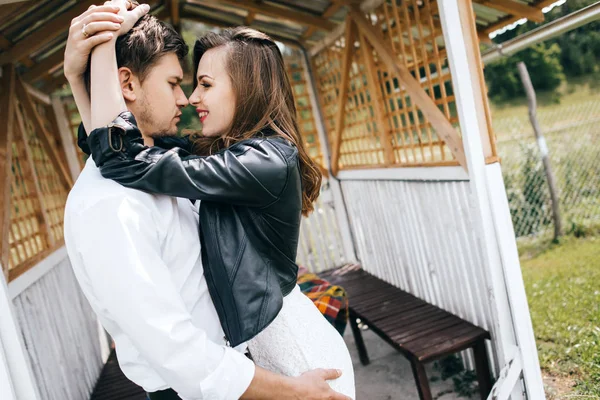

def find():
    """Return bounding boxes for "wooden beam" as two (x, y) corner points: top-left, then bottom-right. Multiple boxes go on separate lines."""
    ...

(199, 0), (337, 31)
(0, 65), (16, 279)
(358, 32), (395, 166)
(0, 34), (12, 51)
(14, 75), (73, 188)
(13, 98), (55, 248)
(51, 96), (82, 180)
(21, 48), (65, 83)
(349, 5), (467, 170)
(301, 1), (345, 40)
(331, 17), (356, 176)
(474, 0), (544, 23)
(182, 12), (303, 48)
(244, 10), (256, 25)
(170, 0), (181, 32)
(0, 0), (96, 66)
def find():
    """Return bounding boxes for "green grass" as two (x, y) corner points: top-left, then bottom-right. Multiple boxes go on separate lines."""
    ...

(521, 237), (600, 395)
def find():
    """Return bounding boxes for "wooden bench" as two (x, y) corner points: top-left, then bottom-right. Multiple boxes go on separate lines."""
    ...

(320, 265), (493, 400)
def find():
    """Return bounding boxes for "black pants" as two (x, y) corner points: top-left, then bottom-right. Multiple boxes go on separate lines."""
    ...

(147, 389), (182, 400)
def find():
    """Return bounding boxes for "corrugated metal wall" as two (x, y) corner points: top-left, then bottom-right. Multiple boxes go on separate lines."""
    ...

(297, 178), (348, 272)
(12, 256), (103, 400)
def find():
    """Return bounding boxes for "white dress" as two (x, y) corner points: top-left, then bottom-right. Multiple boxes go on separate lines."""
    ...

(247, 285), (356, 399)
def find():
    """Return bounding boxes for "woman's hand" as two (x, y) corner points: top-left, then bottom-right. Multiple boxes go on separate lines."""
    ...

(64, 4), (124, 81)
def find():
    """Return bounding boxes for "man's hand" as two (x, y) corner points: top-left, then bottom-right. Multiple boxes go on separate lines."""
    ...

(241, 366), (352, 400)
(288, 369), (352, 400)
(64, 4), (123, 81)
(107, 0), (150, 37)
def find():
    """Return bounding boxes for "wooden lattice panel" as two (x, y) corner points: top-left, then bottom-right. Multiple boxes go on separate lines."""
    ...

(338, 40), (387, 168)
(375, 0), (458, 165)
(20, 103), (68, 245)
(8, 107), (50, 272)
(283, 49), (325, 170)
(312, 44), (343, 152)
(311, 0), (463, 169)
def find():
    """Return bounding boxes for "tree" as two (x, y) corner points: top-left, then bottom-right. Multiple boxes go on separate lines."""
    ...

(484, 43), (565, 101)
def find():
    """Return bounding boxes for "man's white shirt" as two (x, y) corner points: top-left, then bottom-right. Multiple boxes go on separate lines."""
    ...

(64, 157), (255, 400)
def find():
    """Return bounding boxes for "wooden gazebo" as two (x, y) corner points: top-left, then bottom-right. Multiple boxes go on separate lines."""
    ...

(0, 0), (554, 398)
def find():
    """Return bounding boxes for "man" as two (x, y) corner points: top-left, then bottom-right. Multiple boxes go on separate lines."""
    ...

(63, 4), (349, 400)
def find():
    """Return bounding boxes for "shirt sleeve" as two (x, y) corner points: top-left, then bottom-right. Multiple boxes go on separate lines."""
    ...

(72, 195), (255, 399)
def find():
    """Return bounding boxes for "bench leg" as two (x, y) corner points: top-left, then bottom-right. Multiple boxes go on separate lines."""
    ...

(410, 358), (432, 400)
(473, 339), (493, 399)
(349, 311), (370, 365)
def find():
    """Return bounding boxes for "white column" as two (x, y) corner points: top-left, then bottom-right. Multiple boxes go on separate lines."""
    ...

(0, 268), (41, 400)
(438, 0), (545, 398)
(0, 335), (17, 400)
(301, 48), (357, 263)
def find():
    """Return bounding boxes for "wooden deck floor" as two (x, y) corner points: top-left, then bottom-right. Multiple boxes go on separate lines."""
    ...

(90, 351), (146, 400)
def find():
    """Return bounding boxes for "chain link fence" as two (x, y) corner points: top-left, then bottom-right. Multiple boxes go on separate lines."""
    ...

(494, 98), (600, 239)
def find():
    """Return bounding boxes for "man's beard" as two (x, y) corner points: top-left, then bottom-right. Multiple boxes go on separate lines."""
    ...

(138, 98), (178, 138)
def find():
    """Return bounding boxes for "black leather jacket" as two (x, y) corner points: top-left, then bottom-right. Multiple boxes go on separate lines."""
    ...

(79, 112), (302, 347)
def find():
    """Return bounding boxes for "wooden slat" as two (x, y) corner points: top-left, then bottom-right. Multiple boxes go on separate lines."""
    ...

(0, 0), (97, 66)
(330, 17), (356, 176)
(473, 0), (544, 23)
(15, 75), (73, 188)
(349, 5), (467, 170)
(0, 64), (15, 279)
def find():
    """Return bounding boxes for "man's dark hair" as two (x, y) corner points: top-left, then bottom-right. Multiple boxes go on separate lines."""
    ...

(84, 15), (188, 93)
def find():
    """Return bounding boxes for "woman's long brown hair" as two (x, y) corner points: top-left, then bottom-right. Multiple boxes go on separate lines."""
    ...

(191, 27), (321, 216)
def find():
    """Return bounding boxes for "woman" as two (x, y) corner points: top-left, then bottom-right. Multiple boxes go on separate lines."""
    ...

(74, 1), (355, 398)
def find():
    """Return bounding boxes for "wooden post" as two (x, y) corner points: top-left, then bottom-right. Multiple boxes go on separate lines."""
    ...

(51, 96), (82, 181)
(330, 17), (357, 176)
(348, 5), (468, 171)
(517, 62), (562, 241)
(357, 32), (395, 166)
(0, 65), (15, 280)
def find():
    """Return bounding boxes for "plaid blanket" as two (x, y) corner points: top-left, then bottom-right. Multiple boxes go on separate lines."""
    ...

(298, 273), (349, 336)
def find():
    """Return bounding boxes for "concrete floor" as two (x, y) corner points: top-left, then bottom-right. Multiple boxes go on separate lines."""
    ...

(343, 326), (470, 400)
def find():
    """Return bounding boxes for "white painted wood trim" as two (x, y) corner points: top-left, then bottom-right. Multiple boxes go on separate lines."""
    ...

(51, 95), (82, 181)
(336, 166), (469, 181)
(487, 347), (523, 400)
(486, 163), (545, 399)
(0, 266), (41, 400)
(0, 335), (17, 400)
(438, 0), (519, 387)
(302, 49), (357, 262)
(8, 246), (68, 300)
